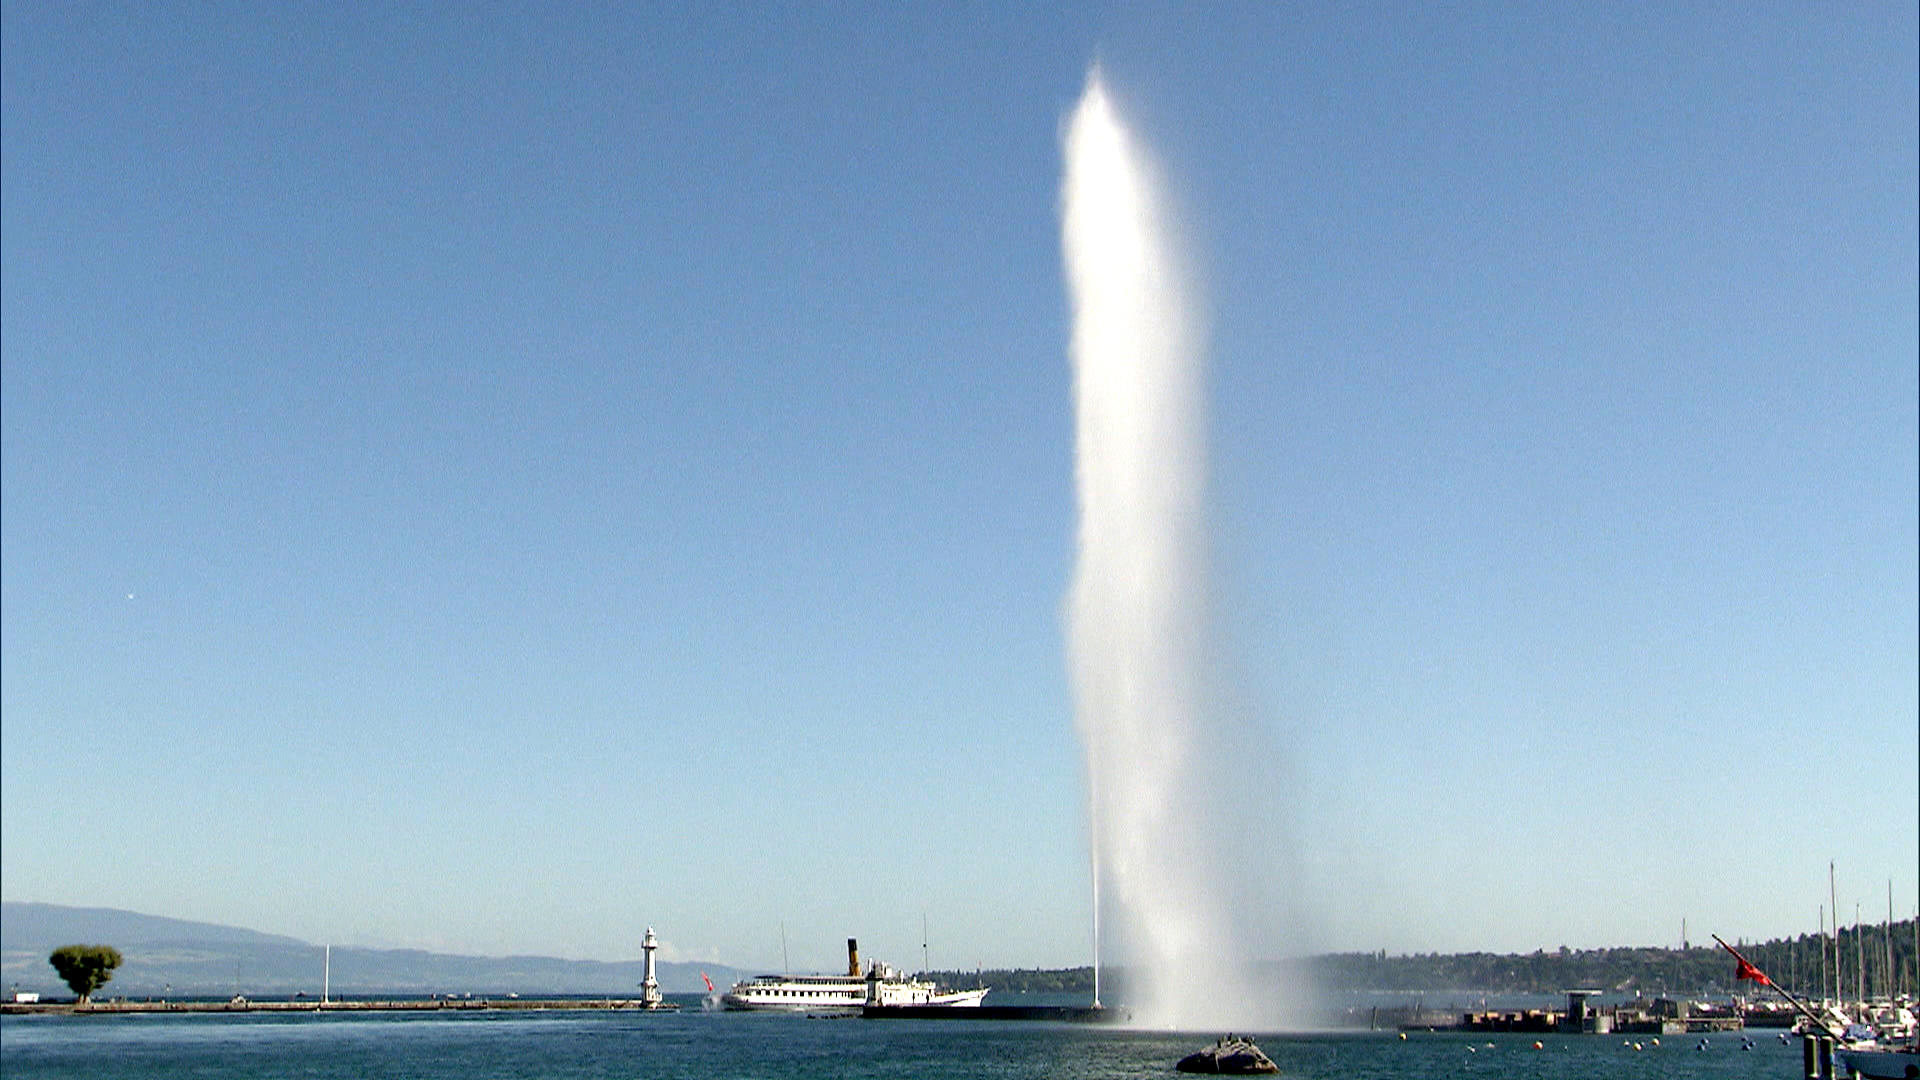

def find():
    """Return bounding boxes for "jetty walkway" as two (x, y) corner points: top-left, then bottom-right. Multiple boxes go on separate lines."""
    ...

(2, 998), (651, 1016)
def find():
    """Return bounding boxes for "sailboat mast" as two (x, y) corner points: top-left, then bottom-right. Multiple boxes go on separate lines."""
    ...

(1855, 904), (1864, 1002)
(1829, 863), (1840, 1003)
(1886, 882), (1895, 1000)
(1820, 905), (1829, 1004)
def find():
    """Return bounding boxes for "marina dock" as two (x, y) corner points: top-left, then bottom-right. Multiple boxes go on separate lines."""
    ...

(1391, 991), (1763, 1036)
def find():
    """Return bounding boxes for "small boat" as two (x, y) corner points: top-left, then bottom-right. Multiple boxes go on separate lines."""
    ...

(1176, 1035), (1279, 1075)
(1838, 1045), (1920, 1080)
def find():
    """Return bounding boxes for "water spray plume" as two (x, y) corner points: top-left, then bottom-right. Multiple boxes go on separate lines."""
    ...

(1061, 67), (1303, 1031)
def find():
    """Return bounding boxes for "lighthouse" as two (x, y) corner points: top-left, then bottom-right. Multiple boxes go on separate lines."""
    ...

(639, 927), (665, 1008)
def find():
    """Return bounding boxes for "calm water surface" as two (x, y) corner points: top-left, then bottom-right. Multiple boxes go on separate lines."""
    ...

(1, 1009), (1804, 1079)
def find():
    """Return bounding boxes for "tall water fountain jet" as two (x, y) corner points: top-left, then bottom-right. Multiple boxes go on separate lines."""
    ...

(1062, 68), (1298, 1031)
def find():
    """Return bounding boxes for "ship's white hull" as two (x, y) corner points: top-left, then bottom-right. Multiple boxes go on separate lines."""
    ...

(724, 938), (988, 1012)
(722, 977), (989, 1012)
(720, 978), (865, 1013)
(894, 987), (990, 1008)
(722, 997), (862, 1014)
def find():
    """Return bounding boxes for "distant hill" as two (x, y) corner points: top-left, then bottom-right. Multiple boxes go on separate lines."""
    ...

(12, 902), (1911, 1002)
(2, 903), (308, 951)
(928, 921), (1917, 999)
(1, 903), (740, 998)
(1308, 923), (1918, 998)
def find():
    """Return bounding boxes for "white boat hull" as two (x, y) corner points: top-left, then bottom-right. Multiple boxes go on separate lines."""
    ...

(723, 938), (988, 1013)
(888, 987), (989, 1008)
(723, 976), (990, 1012)
(1839, 1047), (1920, 1080)
(721, 997), (861, 1014)
(720, 978), (865, 1012)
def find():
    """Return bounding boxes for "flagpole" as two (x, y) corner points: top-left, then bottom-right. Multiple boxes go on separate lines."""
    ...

(1712, 934), (1828, 1032)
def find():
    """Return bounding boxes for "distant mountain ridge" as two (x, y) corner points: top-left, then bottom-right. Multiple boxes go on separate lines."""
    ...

(1, 902), (739, 997)
(2, 903), (308, 950)
(16, 902), (1907, 1003)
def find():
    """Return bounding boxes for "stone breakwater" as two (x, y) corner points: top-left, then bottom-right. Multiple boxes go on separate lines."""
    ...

(3, 997), (653, 1015)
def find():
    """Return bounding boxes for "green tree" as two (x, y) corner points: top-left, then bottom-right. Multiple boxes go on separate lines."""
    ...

(48, 944), (123, 1003)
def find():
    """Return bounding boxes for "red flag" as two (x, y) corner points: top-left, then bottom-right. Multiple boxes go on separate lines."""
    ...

(1714, 934), (1775, 987)
(701, 972), (715, 993)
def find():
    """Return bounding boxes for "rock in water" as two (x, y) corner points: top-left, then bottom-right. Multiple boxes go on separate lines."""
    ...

(1176, 1035), (1279, 1074)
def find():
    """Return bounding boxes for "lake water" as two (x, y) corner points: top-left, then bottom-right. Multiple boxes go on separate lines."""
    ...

(1, 1007), (1806, 1079)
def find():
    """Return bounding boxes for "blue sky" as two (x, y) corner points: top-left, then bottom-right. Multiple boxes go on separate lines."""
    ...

(3, 2), (1914, 973)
